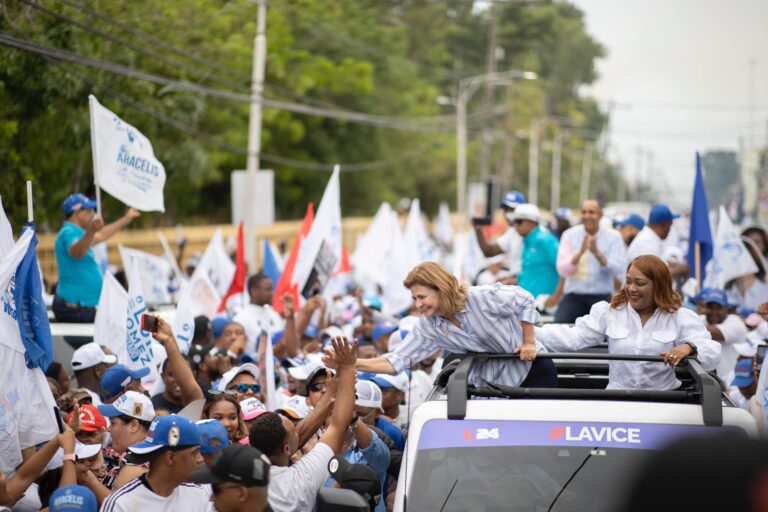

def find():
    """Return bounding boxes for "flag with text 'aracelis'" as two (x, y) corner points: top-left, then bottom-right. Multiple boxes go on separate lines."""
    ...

(89, 95), (166, 212)
(0, 197), (57, 474)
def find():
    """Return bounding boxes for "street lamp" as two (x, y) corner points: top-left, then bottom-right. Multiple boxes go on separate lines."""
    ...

(451, 69), (537, 222)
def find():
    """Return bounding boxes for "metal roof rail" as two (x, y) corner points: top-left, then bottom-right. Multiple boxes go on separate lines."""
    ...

(441, 353), (724, 426)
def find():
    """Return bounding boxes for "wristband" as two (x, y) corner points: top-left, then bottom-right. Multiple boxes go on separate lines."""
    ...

(63, 453), (76, 462)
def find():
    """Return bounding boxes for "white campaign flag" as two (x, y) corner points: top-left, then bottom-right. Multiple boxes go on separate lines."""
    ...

(403, 198), (437, 267)
(172, 280), (196, 354)
(89, 95), (166, 212)
(293, 165), (342, 299)
(196, 229), (236, 297)
(158, 231), (186, 285)
(185, 267), (222, 320)
(0, 199), (57, 474)
(95, 272), (128, 357)
(124, 256), (155, 371)
(352, 202), (394, 290)
(119, 245), (172, 305)
(704, 206), (758, 288)
(435, 202), (454, 246)
(382, 210), (414, 316)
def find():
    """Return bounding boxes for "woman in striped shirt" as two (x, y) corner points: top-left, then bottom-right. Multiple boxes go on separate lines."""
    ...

(325, 262), (557, 389)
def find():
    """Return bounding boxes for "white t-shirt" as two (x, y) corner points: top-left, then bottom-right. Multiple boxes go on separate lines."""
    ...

(233, 303), (286, 354)
(495, 228), (523, 276)
(100, 475), (214, 512)
(268, 442), (334, 512)
(708, 313), (749, 384)
(625, 226), (665, 271)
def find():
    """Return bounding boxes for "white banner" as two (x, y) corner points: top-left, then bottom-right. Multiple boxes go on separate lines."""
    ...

(186, 267), (223, 320)
(89, 95), (166, 212)
(704, 206), (758, 288)
(125, 256), (155, 370)
(0, 199), (57, 474)
(434, 202), (454, 246)
(196, 229), (236, 297)
(119, 245), (172, 305)
(403, 198), (437, 267)
(172, 280), (196, 354)
(382, 209), (414, 316)
(293, 165), (342, 298)
(95, 272), (129, 359)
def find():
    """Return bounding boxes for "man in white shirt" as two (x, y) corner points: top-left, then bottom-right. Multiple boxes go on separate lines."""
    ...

(473, 190), (526, 279)
(247, 338), (357, 512)
(625, 204), (689, 279)
(233, 272), (298, 358)
(100, 414), (213, 512)
(701, 289), (748, 384)
(555, 199), (625, 323)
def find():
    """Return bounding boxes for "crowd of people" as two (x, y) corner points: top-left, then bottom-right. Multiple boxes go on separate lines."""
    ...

(2, 190), (768, 511)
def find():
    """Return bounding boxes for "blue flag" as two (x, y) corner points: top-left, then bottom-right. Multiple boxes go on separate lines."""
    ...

(13, 224), (53, 371)
(262, 238), (282, 290)
(687, 153), (713, 285)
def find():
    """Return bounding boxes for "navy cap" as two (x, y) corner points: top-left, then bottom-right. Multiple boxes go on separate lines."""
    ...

(196, 419), (229, 455)
(500, 190), (526, 209)
(100, 364), (150, 400)
(49, 485), (97, 512)
(615, 213), (645, 230)
(648, 204), (680, 224)
(129, 414), (201, 454)
(731, 359), (755, 388)
(62, 193), (97, 216)
(702, 289), (729, 307)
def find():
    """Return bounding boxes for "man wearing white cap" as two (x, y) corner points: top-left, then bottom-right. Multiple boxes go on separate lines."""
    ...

(355, 381), (404, 452)
(71, 342), (118, 405)
(512, 204), (559, 299)
(97, 391), (156, 489)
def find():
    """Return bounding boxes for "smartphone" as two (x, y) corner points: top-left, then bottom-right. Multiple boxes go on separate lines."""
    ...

(471, 216), (492, 226)
(54, 406), (64, 434)
(757, 345), (766, 368)
(140, 313), (158, 333)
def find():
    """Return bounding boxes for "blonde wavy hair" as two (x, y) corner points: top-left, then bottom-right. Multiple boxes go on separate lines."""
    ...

(403, 262), (467, 317)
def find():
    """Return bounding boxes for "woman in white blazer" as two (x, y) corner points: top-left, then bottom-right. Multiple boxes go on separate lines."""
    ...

(535, 255), (720, 390)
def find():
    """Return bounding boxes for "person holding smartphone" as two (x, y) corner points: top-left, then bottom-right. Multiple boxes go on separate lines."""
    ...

(472, 190), (527, 283)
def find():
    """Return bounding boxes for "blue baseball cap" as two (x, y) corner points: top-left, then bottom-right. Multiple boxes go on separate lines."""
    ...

(702, 289), (729, 307)
(731, 359), (755, 388)
(49, 485), (97, 512)
(196, 419), (229, 455)
(648, 204), (680, 224)
(615, 213), (645, 230)
(554, 207), (571, 220)
(371, 322), (397, 342)
(62, 193), (97, 216)
(500, 190), (526, 209)
(129, 414), (201, 454)
(211, 316), (229, 338)
(100, 364), (150, 400)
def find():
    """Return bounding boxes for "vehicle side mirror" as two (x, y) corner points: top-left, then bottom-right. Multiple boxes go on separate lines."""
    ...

(316, 487), (370, 512)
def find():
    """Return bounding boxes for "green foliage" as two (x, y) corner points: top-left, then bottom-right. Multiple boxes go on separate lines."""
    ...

(0, 0), (612, 230)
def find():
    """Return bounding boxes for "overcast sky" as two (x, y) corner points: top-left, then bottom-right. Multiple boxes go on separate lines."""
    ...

(571, 0), (768, 210)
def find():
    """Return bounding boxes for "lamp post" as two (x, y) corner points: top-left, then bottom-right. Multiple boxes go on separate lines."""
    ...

(442, 70), (536, 222)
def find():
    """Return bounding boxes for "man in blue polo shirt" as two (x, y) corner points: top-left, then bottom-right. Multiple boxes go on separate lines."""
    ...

(53, 193), (139, 323)
(512, 203), (559, 299)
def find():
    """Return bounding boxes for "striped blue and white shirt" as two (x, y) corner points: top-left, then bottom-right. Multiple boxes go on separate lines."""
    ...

(385, 284), (540, 387)
(556, 225), (626, 295)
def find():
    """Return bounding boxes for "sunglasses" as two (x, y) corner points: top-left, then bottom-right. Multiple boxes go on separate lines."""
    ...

(308, 382), (328, 393)
(228, 383), (261, 394)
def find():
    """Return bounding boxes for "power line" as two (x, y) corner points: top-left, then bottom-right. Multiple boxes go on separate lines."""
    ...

(0, 31), (460, 132)
(600, 99), (768, 112)
(18, 0), (248, 91)
(50, 59), (445, 172)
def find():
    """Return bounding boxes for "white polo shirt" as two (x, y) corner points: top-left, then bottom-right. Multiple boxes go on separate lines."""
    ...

(100, 475), (213, 512)
(268, 442), (334, 511)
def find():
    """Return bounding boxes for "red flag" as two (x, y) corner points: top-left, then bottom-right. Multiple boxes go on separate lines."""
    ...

(273, 203), (314, 313)
(332, 246), (352, 276)
(217, 222), (246, 312)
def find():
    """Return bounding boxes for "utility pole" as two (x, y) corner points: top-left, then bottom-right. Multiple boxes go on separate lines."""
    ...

(550, 126), (563, 212)
(478, 4), (500, 182)
(244, 0), (267, 273)
(528, 118), (540, 205)
(579, 142), (593, 204)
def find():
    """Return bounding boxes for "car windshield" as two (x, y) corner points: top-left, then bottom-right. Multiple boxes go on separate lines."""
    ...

(406, 419), (746, 511)
(408, 444), (643, 512)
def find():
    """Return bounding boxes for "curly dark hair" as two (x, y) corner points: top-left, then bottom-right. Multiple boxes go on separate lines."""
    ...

(248, 411), (287, 456)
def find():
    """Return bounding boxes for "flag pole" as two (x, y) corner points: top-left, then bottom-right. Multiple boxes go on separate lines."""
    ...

(694, 241), (701, 294)
(88, 95), (103, 217)
(26, 180), (33, 223)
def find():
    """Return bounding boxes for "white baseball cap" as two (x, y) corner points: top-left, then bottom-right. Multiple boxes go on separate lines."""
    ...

(355, 380), (384, 411)
(513, 203), (541, 223)
(218, 363), (261, 391)
(97, 390), (155, 422)
(372, 372), (410, 394)
(278, 395), (312, 420)
(71, 342), (117, 371)
(75, 442), (102, 460)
